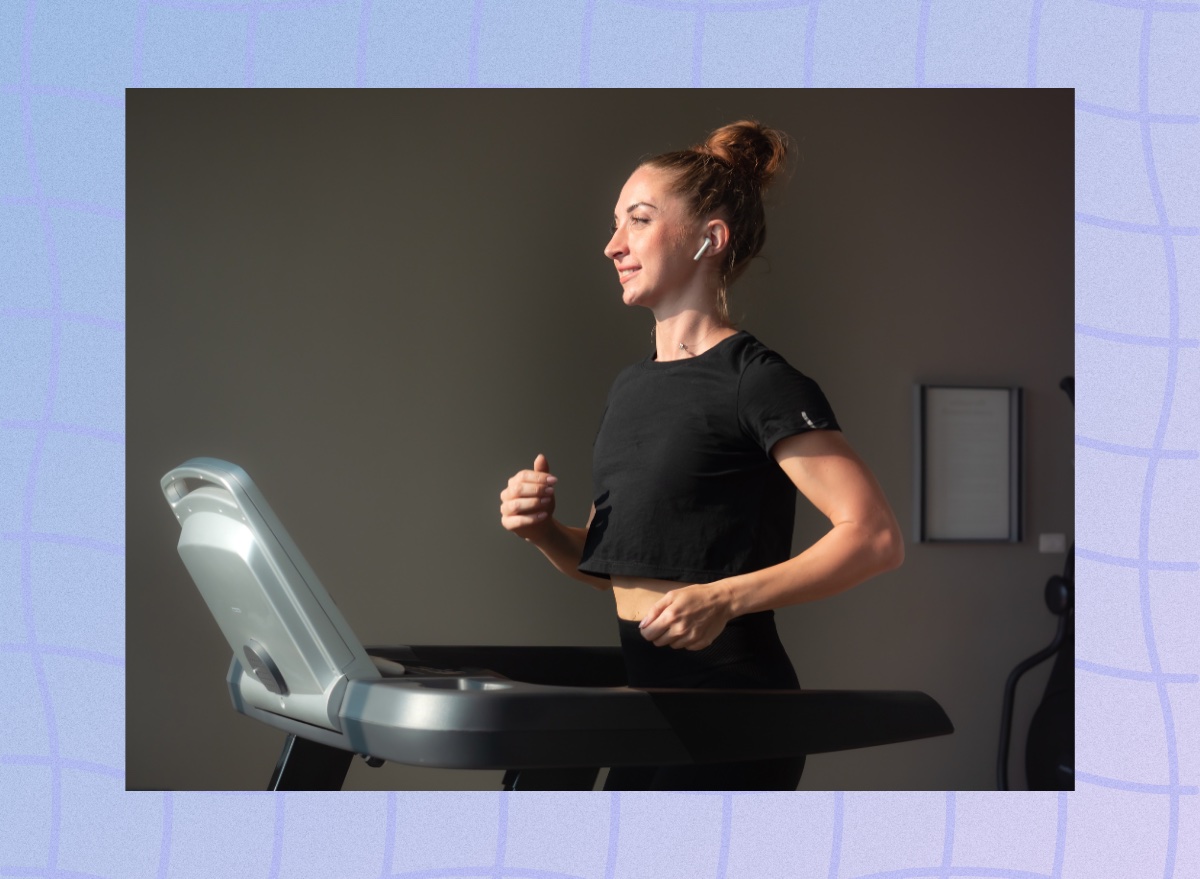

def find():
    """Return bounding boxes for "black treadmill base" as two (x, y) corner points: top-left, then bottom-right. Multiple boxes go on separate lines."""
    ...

(269, 734), (354, 791)
(268, 734), (605, 791)
(501, 767), (601, 790)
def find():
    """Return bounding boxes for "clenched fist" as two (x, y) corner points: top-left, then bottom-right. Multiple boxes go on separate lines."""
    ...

(500, 453), (558, 542)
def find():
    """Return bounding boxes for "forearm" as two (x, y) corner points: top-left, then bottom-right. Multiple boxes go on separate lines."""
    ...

(718, 517), (903, 617)
(527, 518), (612, 591)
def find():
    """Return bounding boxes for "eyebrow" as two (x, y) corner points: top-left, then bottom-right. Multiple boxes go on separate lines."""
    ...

(614, 201), (658, 219)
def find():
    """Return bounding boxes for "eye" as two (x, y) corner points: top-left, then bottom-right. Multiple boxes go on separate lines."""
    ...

(610, 216), (650, 234)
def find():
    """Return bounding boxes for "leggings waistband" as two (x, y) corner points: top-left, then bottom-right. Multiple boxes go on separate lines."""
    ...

(617, 609), (797, 690)
(617, 609), (774, 632)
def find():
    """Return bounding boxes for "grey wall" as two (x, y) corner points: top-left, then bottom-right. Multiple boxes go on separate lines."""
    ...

(128, 89), (1073, 791)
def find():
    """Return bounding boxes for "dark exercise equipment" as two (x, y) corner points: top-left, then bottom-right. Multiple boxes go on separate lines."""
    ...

(996, 377), (1074, 790)
(163, 458), (953, 791)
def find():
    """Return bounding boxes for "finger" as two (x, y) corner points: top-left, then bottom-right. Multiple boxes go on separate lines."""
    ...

(532, 454), (556, 484)
(638, 596), (671, 632)
(517, 496), (553, 514)
(502, 497), (553, 516)
(511, 470), (558, 488)
(505, 478), (555, 501)
(501, 511), (549, 529)
(639, 613), (671, 643)
(653, 629), (682, 649)
(660, 619), (698, 649)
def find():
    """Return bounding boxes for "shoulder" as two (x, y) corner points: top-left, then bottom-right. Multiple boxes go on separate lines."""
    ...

(732, 332), (813, 386)
(733, 332), (840, 444)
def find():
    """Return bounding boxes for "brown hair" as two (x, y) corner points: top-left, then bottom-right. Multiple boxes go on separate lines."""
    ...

(643, 120), (790, 324)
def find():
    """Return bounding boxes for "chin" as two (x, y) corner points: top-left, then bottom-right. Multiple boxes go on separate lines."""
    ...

(621, 286), (656, 309)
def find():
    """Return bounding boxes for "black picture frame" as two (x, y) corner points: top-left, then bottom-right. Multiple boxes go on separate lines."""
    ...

(914, 385), (1023, 543)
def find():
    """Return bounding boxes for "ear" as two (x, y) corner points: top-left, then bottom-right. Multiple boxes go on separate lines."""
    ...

(702, 218), (731, 256)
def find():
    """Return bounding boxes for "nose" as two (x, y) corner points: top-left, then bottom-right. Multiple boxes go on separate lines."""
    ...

(604, 225), (626, 261)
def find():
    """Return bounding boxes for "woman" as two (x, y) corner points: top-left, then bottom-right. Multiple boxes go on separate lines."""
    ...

(499, 121), (904, 790)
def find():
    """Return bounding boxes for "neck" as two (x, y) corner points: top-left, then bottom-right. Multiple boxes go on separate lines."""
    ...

(653, 311), (732, 361)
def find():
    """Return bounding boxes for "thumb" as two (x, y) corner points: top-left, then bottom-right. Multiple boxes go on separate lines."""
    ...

(534, 453), (550, 474)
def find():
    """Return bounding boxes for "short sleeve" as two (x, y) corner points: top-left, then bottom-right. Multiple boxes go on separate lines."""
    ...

(737, 352), (840, 453)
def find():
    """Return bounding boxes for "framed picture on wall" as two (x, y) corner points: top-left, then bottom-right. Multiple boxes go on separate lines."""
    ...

(914, 385), (1023, 542)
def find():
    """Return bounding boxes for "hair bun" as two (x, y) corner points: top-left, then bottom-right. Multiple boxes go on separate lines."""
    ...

(640, 119), (792, 299)
(699, 120), (789, 189)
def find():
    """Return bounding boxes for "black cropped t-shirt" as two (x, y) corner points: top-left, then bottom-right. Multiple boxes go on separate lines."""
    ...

(577, 330), (840, 584)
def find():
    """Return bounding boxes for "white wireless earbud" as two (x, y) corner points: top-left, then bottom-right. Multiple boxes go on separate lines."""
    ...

(693, 238), (712, 261)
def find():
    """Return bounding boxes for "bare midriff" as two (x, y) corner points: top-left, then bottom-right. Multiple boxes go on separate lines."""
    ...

(611, 575), (683, 622)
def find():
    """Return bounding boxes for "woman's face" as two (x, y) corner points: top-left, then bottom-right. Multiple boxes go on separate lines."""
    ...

(604, 164), (701, 309)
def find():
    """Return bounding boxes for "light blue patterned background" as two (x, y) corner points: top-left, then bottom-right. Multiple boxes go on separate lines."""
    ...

(1, 0), (1196, 876)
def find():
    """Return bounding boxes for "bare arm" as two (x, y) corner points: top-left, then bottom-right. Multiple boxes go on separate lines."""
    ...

(500, 456), (611, 591)
(639, 430), (904, 649)
(526, 504), (611, 591)
(718, 430), (904, 616)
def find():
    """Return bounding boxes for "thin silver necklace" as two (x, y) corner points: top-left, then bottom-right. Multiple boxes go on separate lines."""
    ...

(651, 322), (726, 356)
(678, 323), (722, 353)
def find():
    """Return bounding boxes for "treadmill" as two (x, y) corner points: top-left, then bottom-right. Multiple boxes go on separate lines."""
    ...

(161, 458), (953, 790)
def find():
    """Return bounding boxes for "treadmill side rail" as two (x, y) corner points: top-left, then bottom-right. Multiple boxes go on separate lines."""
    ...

(229, 656), (952, 772)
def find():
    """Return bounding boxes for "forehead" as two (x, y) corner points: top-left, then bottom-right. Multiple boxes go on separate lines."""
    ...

(614, 164), (683, 213)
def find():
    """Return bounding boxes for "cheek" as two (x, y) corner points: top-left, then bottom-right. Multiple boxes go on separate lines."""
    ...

(651, 227), (688, 260)
(674, 229), (704, 265)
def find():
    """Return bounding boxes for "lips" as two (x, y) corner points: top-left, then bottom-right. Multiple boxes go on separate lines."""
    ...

(618, 266), (640, 283)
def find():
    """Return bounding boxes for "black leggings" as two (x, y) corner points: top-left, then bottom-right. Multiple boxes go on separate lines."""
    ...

(603, 610), (805, 791)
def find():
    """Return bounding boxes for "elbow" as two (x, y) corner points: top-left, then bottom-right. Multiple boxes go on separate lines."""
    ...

(872, 521), (905, 573)
(887, 529), (905, 570)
